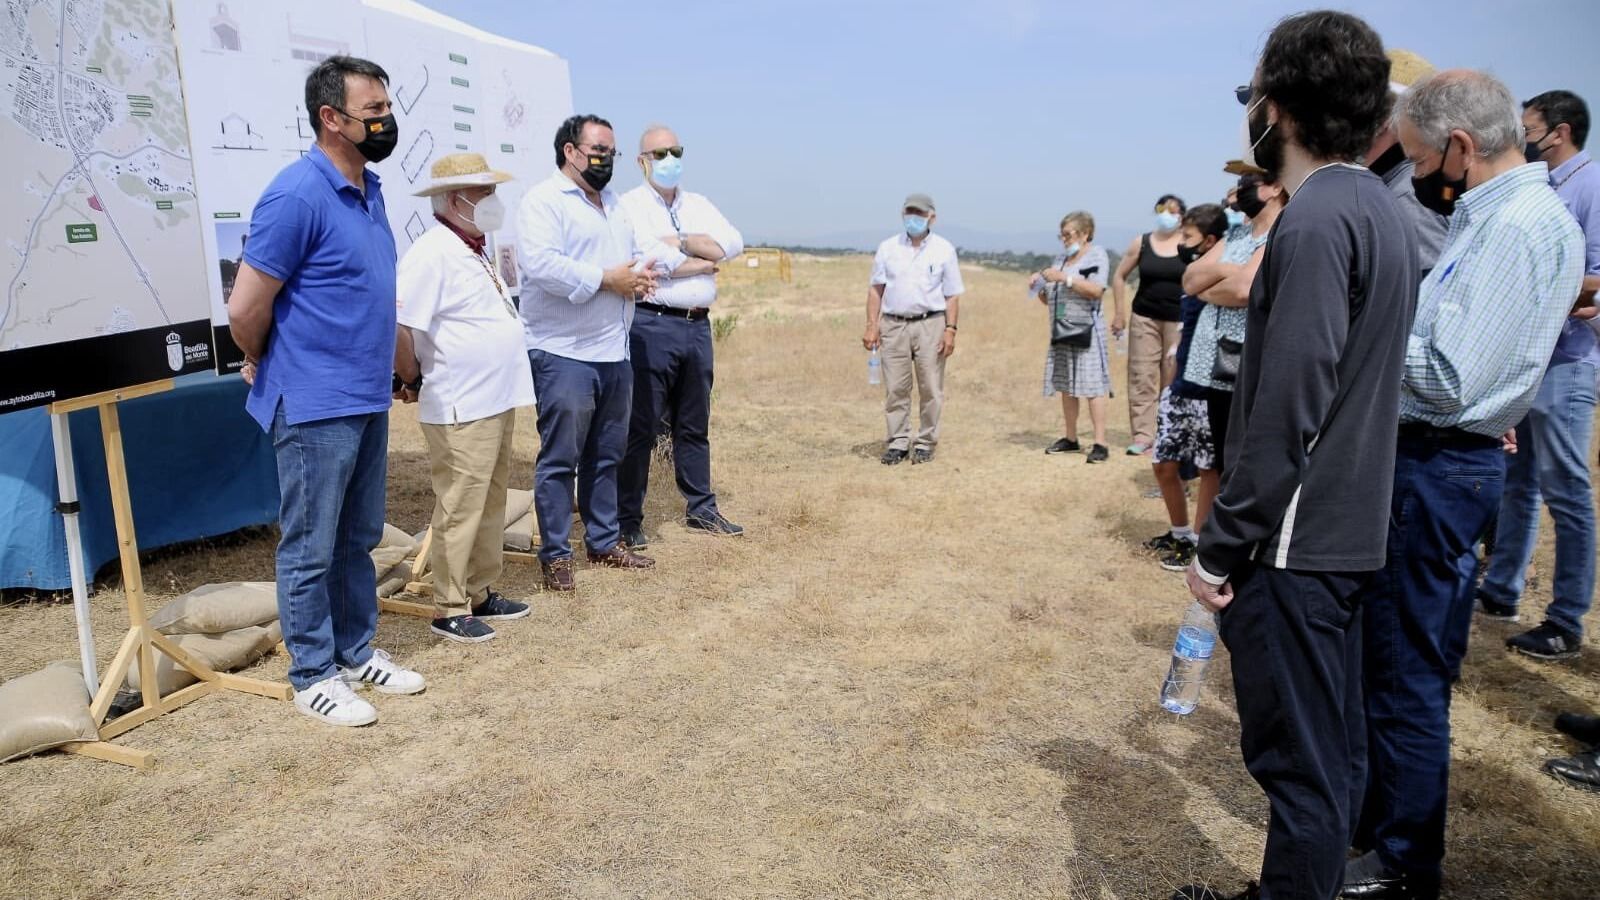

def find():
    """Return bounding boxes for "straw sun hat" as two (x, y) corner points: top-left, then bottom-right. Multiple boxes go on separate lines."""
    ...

(412, 152), (513, 197)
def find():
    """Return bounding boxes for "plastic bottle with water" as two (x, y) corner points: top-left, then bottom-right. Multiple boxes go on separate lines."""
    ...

(1160, 600), (1221, 715)
(867, 347), (882, 385)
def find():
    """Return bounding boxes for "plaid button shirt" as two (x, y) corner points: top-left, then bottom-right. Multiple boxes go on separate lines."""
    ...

(1400, 163), (1586, 436)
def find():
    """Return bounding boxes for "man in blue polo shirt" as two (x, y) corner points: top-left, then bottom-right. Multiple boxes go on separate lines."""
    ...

(227, 55), (425, 727)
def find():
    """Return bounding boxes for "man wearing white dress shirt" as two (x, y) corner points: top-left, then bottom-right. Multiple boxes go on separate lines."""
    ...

(515, 113), (678, 592)
(617, 125), (745, 548)
(862, 193), (964, 465)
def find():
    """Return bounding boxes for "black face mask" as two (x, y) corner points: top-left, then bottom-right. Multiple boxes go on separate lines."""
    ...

(1176, 242), (1203, 264)
(1235, 185), (1268, 219)
(1412, 139), (1467, 218)
(339, 110), (398, 163)
(1525, 133), (1552, 165)
(576, 151), (614, 191)
(1368, 142), (1407, 179)
(1247, 100), (1285, 182)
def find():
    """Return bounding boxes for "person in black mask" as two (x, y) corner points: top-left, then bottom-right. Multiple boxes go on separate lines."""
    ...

(226, 55), (428, 726)
(1362, 49), (1448, 278)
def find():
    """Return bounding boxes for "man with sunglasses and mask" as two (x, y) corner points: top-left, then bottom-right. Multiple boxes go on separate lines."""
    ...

(228, 56), (426, 727)
(617, 126), (745, 548)
(516, 114), (679, 592)
(1341, 69), (1583, 900)
(1362, 49), (1449, 279)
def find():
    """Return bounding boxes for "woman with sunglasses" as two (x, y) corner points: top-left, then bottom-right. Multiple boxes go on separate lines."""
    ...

(1111, 193), (1189, 456)
(1037, 211), (1113, 462)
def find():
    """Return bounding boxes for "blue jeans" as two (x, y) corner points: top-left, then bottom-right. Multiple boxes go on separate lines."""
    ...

(270, 407), (386, 691)
(619, 312), (718, 530)
(528, 349), (631, 562)
(1481, 358), (1597, 636)
(1358, 433), (1505, 884)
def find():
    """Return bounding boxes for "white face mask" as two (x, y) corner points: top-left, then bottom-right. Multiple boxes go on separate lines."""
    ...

(462, 192), (506, 233)
(1240, 97), (1274, 171)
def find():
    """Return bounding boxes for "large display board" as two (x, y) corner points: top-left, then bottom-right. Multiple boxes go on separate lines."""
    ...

(1, 0), (216, 411)
(171, 0), (573, 370)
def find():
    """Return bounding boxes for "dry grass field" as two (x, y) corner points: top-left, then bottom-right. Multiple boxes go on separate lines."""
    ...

(2, 254), (1598, 899)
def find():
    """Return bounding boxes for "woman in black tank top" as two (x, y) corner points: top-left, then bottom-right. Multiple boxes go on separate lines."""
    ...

(1111, 194), (1189, 453)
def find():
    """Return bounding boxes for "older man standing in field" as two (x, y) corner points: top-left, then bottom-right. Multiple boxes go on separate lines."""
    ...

(617, 125), (745, 548)
(862, 193), (964, 466)
(395, 153), (535, 645)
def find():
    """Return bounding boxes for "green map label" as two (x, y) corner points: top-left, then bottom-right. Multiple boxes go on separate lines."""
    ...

(155, 200), (173, 210)
(66, 224), (98, 243)
(449, 53), (468, 64)
(450, 76), (469, 87)
(500, 144), (515, 153)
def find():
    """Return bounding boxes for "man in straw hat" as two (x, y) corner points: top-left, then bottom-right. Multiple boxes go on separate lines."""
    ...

(395, 153), (535, 644)
(1364, 48), (1450, 277)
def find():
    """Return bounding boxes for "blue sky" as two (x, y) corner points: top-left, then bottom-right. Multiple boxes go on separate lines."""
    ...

(426, 0), (1600, 252)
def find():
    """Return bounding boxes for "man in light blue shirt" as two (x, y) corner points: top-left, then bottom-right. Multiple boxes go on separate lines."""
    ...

(515, 113), (680, 591)
(1349, 70), (1584, 900)
(1477, 89), (1600, 663)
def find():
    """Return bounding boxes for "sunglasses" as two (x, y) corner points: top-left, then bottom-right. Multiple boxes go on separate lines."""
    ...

(644, 146), (684, 161)
(1235, 84), (1253, 106)
(577, 143), (619, 158)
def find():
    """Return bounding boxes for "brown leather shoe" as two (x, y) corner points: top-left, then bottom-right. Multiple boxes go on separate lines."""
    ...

(541, 558), (576, 592)
(586, 543), (655, 569)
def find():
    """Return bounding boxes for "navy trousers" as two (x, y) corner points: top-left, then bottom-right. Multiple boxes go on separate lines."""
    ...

(618, 310), (718, 530)
(1222, 564), (1368, 900)
(1356, 432), (1505, 888)
(528, 349), (631, 562)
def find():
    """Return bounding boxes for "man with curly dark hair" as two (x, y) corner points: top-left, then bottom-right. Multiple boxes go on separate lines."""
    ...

(1173, 10), (1418, 900)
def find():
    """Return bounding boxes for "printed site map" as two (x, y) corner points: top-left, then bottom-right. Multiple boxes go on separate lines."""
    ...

(1, 0), (209, 378)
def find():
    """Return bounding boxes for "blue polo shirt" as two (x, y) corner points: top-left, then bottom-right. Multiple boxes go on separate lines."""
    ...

(1549, 149), (1600, 366)
(242, 145), (397, 431)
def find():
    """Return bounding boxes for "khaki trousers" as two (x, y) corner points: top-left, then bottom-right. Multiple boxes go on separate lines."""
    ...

(1127, 313), (1181, 446)
(421, 410), (516, 617)
(881, 314), (947, 452)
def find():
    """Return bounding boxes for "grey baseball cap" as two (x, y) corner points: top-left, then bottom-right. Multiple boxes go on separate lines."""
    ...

(903, 193), (935, 213)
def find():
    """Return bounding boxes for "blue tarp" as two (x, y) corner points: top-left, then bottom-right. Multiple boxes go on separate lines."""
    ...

(0, 374), (279, 590)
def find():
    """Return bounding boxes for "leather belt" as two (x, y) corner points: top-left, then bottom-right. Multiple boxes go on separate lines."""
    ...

(636, 301), (710, 321)
(1398, 422), (1500, 448)
(882, 310), (945, 322)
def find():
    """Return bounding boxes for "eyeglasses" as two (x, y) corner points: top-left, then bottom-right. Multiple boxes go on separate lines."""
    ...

(644, 146), (684, 161)
(1235, 84), (1253, 106)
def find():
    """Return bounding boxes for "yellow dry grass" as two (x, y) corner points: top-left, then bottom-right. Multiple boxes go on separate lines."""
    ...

(2, 255), (1598, 899)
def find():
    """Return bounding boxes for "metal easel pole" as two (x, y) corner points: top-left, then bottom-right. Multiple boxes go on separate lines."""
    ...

(49, 412), (99, 697)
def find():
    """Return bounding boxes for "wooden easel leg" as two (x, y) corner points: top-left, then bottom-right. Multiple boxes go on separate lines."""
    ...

(61, 741), (154, 770)
(379, 596), (434, 619)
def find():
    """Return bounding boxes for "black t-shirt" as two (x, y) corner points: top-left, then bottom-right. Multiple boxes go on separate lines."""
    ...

(1131, 232), (1186, 322)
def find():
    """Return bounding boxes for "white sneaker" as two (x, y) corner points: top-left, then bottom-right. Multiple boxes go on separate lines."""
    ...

(294, 675), (377, 727)
(339, 648), (426, 695)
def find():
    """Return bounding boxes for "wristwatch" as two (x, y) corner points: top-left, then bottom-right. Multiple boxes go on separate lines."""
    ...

(392, 372), (423, 393)
(1066, 274), (1076, 289)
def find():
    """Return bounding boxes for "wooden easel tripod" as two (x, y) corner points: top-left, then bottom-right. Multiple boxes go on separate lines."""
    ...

(50, 381), (292, 770)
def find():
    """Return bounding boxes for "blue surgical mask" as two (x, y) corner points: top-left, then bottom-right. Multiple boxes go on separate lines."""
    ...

(1155, 211), (1181, 232)
(1225, 208), (1246, 228)
(1063, 242), (1082, 259)
(903, 215), (929, 237)
(649, 154), (683, 190)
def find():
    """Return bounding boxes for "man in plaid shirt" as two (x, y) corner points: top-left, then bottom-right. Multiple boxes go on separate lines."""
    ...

(1346, 70), (1585, 900)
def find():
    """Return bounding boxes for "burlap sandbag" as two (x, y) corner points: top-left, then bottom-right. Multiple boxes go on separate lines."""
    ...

(504, 511), (535, 552)
(370, 523), (418, 576)
(148, 582), (278, 635)
(377, 567), (409, 598)
(125, 625), (279, 696)
(504, 489), (534, 529)
(0, 662), (98, 763)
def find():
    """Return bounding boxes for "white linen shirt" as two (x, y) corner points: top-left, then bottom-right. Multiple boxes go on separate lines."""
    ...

(396, 224), (536, 426)
(619, 184), (744, 309)
(515, 171), (685, 362)
(870, 232), (965, 315)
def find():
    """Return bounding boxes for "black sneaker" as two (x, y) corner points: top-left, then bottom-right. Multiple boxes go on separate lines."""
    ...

(880, 448), (908, 465)
(1144, 531), (1182, 554)
(686, 511), (745, 536)
(1086, 444), (1109, 463)
(1160, 542), (1197, 572)
(911, 447), (934, 465)
(1508, 622), (1583, 661)
(1544, 747), (1600, 792)
(1170, 883), (1259, 900)
(1045, 437), (1081, 454)
(621, 527), (649, 550)
(472, 591), (530, 621)
(430, 615), (497, 644)
(1475, 592), (1519, 622)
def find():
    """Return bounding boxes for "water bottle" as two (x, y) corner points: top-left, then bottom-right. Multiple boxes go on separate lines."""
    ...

(1160, 600), (1221, 715)
(867, 348), (882, 385)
